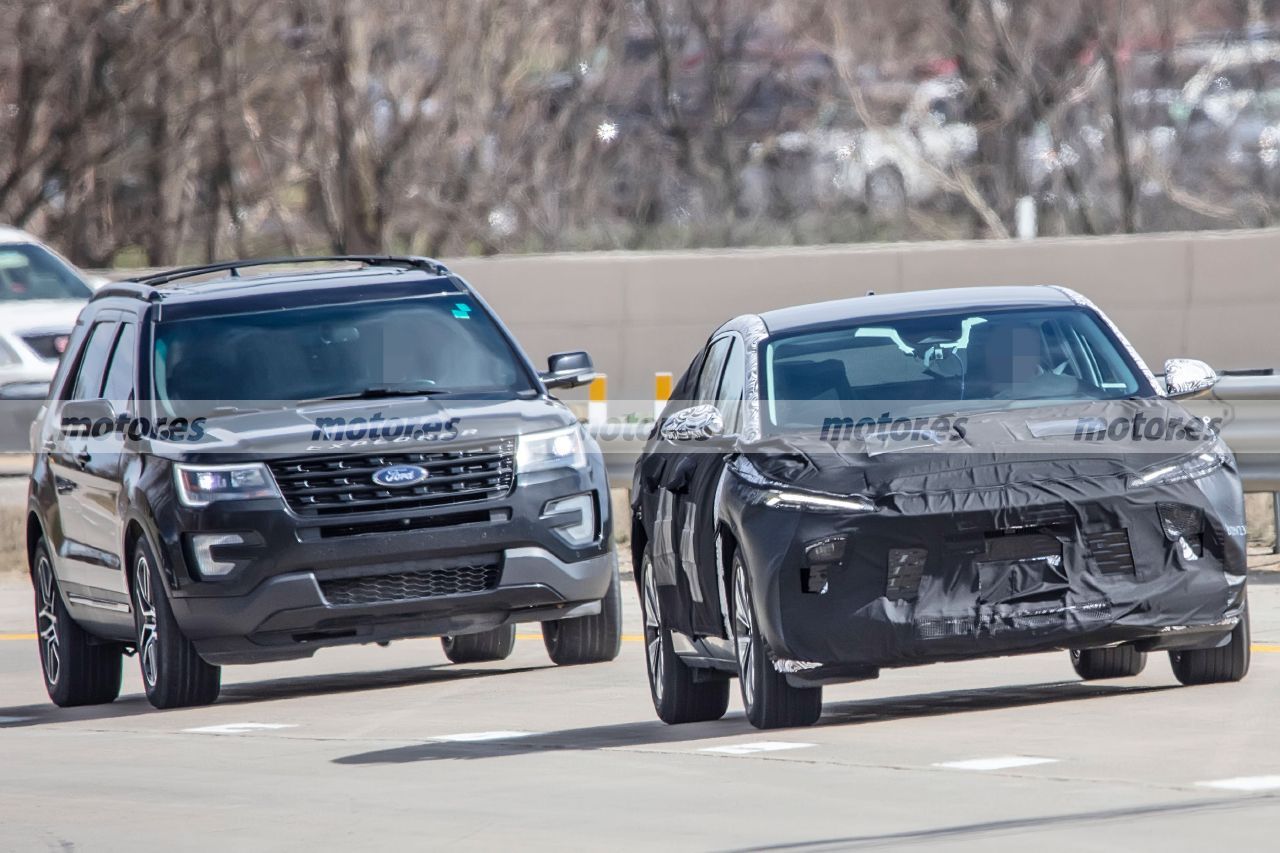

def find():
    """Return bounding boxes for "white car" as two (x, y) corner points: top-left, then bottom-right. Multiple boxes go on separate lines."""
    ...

(0, 227), (93, 448)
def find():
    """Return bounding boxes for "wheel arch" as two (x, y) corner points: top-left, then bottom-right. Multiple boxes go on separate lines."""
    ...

(26, 511), (46, 576)
(715, 520), (740, 637)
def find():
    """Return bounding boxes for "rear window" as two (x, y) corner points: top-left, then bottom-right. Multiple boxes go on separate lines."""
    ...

(151, 295), (534, 410)
(0, 244), (92, 300)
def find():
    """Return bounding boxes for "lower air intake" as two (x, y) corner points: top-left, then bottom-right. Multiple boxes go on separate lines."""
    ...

(320, 563), (501, 606)
(887, 548), (927, 602)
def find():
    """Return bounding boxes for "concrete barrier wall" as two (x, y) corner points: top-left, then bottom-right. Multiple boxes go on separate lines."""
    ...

(444, 228), (1280, 409)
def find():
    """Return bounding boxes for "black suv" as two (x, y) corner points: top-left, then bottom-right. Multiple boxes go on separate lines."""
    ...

(26, 257), (620, 709)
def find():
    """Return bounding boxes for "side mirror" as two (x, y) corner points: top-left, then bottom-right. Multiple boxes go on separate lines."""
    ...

(59, 398), (115, 433)
(1164, 359), (1219, 399)
(541, 351), (596, 390)
(660, 405), (725, 442)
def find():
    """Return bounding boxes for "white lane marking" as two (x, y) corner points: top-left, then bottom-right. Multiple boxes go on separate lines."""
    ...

(935, 756), (1059, 771)
(0, 716), (34, 725)
(701, 741), (816, 756)
(1197, 776), (1280, 792)
(183, 723), (298, 735)
(429, 731), (534, 743)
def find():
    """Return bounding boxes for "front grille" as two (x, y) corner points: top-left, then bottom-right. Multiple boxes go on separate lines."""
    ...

(1088, 530), (1136, 575)
(20, 332), (69, 361)
(269, 439), (515, 516)
(319, 562), (501, 606)
(982, 533), (1062, 563)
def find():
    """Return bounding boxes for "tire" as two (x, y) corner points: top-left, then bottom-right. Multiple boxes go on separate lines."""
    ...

(731, 553), (822, 729)
(542, 558), (623, 666)
(1170, 606), (1251, 686)
(640, 550), (730, 725)
(1070, 645), (1147, 680)
(131, 537), (221, 709)
(32, 539), (123, 707)
(441, 625), (516, 663)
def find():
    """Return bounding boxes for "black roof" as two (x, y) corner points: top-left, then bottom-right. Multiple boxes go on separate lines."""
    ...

(91, 256), (465, 320)
(757, 286), (1077, 334)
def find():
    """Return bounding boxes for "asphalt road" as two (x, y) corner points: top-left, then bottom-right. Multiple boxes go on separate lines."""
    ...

(2, 573), (1279, 852)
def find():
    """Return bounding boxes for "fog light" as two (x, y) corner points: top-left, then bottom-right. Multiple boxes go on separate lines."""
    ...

(1158, 503), (1204, 558)
(1158, 503), (1203, 540)
(805, 536), (847, 564)
(543, 494), (596, 548)
(191, 533), (246, 578)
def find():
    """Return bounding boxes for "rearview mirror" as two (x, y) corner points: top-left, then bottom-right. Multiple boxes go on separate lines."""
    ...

(1164, 359), (1219, 399)
(540, 351), (596, 390)
(660, 405), (725, 442)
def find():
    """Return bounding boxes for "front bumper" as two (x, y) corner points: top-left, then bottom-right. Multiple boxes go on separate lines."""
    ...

(172, 547), (615, 664)
(726, 466), (1247, 670)
(148, 465), (614, 664)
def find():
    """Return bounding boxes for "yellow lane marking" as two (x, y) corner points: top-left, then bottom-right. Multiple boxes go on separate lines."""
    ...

(1253, 643), (1280, 653)
(0, 633), (35, 641)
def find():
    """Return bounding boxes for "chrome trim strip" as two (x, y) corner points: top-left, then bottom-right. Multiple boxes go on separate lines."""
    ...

(66, 594), (131, 614)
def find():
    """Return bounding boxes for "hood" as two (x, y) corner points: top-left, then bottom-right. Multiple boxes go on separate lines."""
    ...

(740, 398), (1220, 498)
(146, 395), (577, 461)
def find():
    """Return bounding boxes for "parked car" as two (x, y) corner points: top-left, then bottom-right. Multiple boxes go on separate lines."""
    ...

(631, 286), (1248, 729)
(27, 256), (620, 709)
(0, 227), (94, 450)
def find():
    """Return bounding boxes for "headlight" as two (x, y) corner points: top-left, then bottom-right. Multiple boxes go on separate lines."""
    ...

(175, 463), (279, 507)
(733, 455), (876, 514)
(1128, 442), (1228, 490)
(516, 425), (586, 475)
(762, 489), (876, 513)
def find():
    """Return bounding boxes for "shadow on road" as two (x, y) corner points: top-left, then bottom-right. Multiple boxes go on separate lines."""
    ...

(722, 794), (1280, 851)
(331, 680), (1177, 766)
(0, 662), (551, 729)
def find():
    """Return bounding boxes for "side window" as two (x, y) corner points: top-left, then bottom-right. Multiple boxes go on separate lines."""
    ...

(100, 323), (137, 406)
(67, 322), (119, 401)
(694, 337), (732, 405)
(715, 338), (745, 434)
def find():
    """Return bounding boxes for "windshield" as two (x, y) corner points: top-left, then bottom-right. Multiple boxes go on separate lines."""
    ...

(0, 243), (92, 300)
(152, 295), (534, 410)
(762, 306), (1152, 431)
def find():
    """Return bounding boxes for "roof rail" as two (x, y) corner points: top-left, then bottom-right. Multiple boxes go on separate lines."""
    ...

(91, 281), (163, 302)
(128, 255), (450, 287)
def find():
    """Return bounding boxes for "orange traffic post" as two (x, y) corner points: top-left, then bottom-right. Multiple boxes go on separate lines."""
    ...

(654, 372), (673, 420)
(588, 373), (607, 428)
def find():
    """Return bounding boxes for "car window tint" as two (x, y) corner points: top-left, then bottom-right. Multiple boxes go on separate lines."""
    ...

(715, 337), (745, 434)
(68, 322), (119, 401)
(695, 337), (732, 405)
(100, 323), (137, 405)
(152, 296), (533, 408)
(762, 306), (1148, 431)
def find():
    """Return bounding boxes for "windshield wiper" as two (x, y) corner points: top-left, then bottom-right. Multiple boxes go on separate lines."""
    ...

(298, 384), (450, 405)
